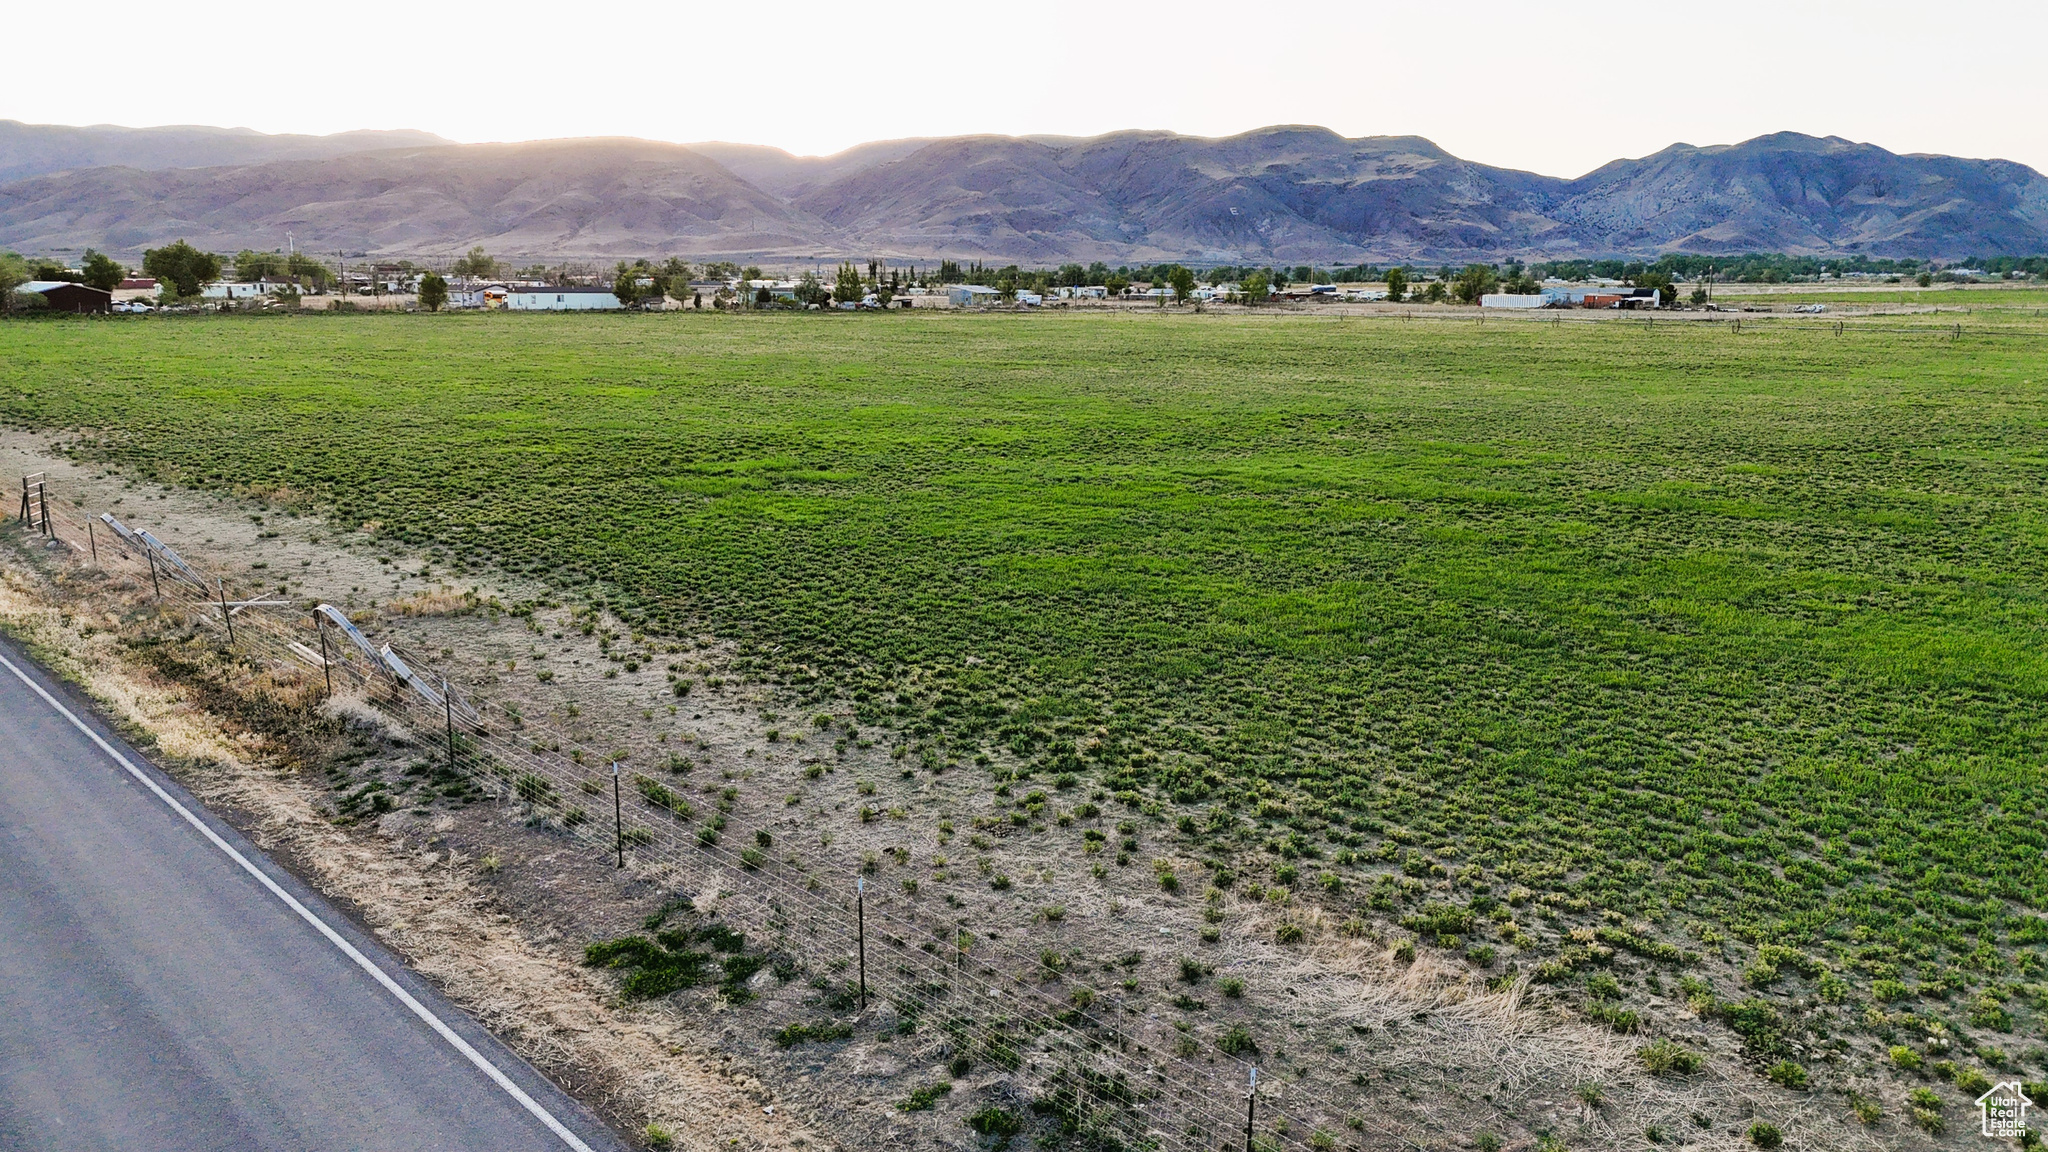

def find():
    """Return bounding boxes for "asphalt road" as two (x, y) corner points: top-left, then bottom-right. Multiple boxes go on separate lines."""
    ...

(0, 638), (625, 1152)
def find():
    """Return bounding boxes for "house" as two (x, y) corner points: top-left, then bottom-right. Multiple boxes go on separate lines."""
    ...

(503, 286), (623, 311)
(116, 277), (158, 291)
(1480, 293), (1551, 309)
(948, 284), (1002, 307)
(1055, 285), (1107, 299)
(17, 281), (111, 313)
(200, 281), (274, 300)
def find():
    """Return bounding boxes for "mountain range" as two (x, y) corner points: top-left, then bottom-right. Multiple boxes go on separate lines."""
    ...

(1, 120), (2042, 264)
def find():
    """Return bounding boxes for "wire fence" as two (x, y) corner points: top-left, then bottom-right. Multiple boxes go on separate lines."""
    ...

(16, 478), (1412, 1152)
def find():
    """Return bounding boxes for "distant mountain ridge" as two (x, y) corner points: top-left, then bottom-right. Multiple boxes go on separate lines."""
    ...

(0, 120), (452, 184)
(1, 121), (2041, 262)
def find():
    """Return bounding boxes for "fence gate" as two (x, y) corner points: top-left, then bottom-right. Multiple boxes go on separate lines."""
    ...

(17, 474), (50, 536)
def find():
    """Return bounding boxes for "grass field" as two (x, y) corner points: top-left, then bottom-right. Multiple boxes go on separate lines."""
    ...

(1719, 283), (2048, 309)
(7, 308), (2048, 1038)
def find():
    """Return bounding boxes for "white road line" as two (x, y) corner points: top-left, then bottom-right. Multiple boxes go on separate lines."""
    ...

(0, 648), (597, 1152)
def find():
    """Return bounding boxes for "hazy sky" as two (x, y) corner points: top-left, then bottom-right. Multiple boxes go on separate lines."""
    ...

(11, 1), (2043, 176)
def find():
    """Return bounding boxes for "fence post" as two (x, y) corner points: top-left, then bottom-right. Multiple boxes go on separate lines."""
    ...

(146, 550), (161, 600)
(611, 760), (623, 868)
(39, 485), (50, 539)
(16, 478), (26, 524)
(217, 579), (236, 646)
(856, 876), (868, 1011)
(87, 520), (98, 564)
(1244, 1067), (1258, 1152)
(315, 613), (333, 697)
(442, 677), (457, 777)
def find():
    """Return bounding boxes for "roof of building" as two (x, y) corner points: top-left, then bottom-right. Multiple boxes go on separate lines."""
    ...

(510, 286), (619, 295)
(20, 280), (108, 294)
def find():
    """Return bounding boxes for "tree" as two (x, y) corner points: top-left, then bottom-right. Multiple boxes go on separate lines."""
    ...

(1105, 274), (1131, 297)
(1452, 264), (1500, 305)
(1241, 271), (1270, 306)
(1384, 267), (1407, 303)
(285, 251), (333, 290)
(80, 249), (125, 293)
(234, 249), (285, 280)
(834, 262), (864, 304)
(142, 240), (222, 298)
(452, 246), (499, 278)
(1167, 265), (1197, 306)
(1689, 286), (1709, 306)
(794, 271), (828, 307)
(418, 272), (449, 311)
(612, 266), (643, 308)
(1916, 271), (1933, 288)
(1633, 270), (1676, 308)
(0, 251), (30, 312)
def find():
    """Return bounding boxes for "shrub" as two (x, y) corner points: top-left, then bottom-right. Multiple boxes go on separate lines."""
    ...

(1953, 1067), (1991, 1095)
(1275, 921), (1304, 945)
(644, 1122), (675, 1149)
(1639, 1038), (1702, 1076)
(1219, 976), (1244, 998)
(898, 1082), (952, 1111)
(1766, 1060), (1807, 1089)
(1890, 1045), (1923, 1071)
(967, 1106), (1023, 1144)
(1219, 1026), (1257, 1056)
(1747, 1120), (1782, 1148)
(772, 1021), (855, 1047)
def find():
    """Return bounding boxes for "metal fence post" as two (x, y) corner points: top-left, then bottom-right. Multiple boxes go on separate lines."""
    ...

(217, 579), (236, 645)
(1244, 1067), (1257, 1152)
(315, 614), (333, 697)
(856, 876), (868, 1011)
(146, 550), (161, 600)
(611, 760), (623, 868)
(87, 520), (98, 564)
(442, 677), (456, 776)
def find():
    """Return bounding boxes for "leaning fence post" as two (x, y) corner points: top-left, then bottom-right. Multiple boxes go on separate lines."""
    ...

(87, 519), (98, 564)
(146, 549), (161, 600)
(442, 677), (457, 776)
(315, 613), (333, 698)
(856, 876), (868, 1011)
(217, 579), (236, 645)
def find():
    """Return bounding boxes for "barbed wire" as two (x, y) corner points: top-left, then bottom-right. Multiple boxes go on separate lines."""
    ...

(22, 488), (1411, 1152)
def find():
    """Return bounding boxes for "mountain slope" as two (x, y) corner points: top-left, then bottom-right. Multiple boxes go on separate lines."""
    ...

(1, 123), (2040, 261)
(0, 138), (833, 258)
(0, 120), (451, 184)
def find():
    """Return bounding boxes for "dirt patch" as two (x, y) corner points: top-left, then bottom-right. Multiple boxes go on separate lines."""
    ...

(0, 426), (1884, 1152)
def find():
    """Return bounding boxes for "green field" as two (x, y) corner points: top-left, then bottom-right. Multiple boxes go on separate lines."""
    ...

(7, 309), (2048, 1006)
(1721, 283), (2048, 309)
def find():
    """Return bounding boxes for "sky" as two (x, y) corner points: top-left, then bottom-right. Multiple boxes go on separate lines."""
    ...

(10, 1), (2044, 177)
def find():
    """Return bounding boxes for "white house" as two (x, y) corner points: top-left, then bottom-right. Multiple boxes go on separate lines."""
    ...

(1480, 292), (1552, 309)
(948, 284), (1002, 307)
(1055, 285), (1107, 299)
(504, 287), (624, 311)
(200, 281), (274, 300)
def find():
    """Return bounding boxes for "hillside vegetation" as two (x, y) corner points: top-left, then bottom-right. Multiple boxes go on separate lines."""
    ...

(6, 310), (2048, 1119)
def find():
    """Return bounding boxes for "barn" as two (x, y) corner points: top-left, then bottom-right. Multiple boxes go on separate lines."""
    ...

(17, 281), (111, 314)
